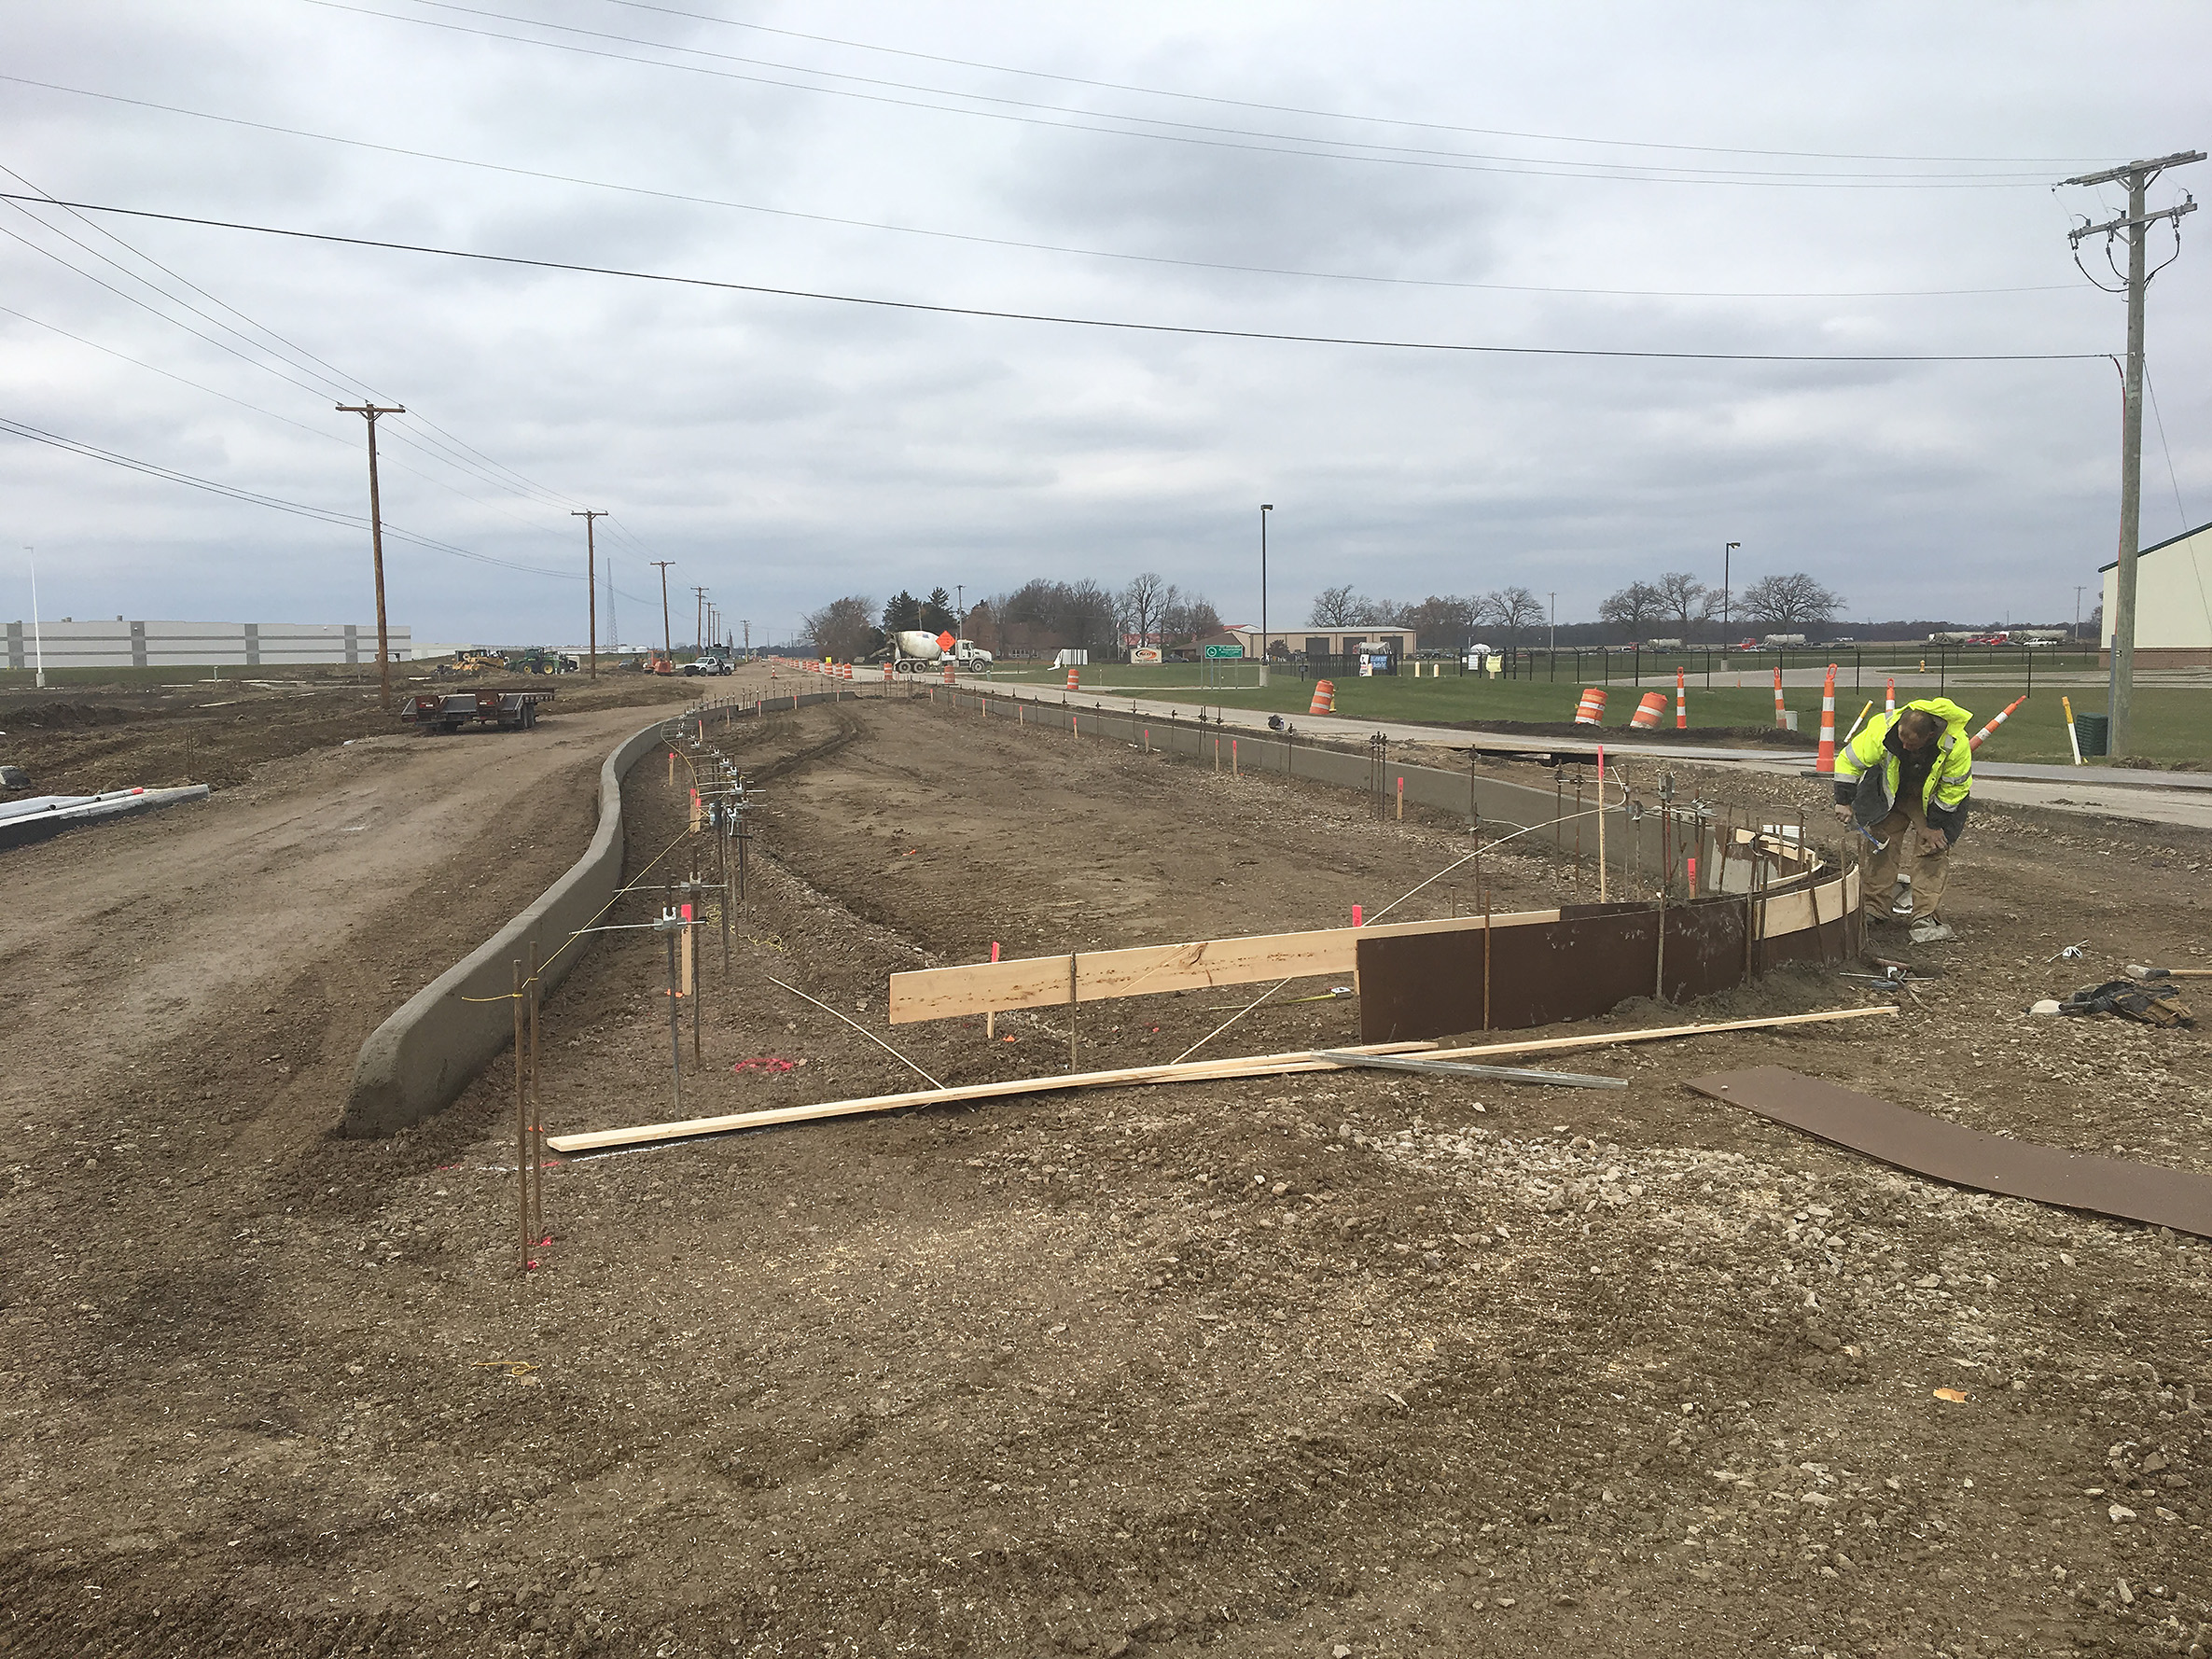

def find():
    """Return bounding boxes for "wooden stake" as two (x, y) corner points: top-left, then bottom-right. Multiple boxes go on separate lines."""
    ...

(986, 941), (999, 1040)
(1067, 952), (1078, 1072)
(547, 1007), (1899, 1154)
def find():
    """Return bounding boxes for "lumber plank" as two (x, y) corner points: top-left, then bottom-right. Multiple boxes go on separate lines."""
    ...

(887, 910), (1561, 1025)
(544, 1039), (1440, 1153)
(546, 1005), (1895, 1155)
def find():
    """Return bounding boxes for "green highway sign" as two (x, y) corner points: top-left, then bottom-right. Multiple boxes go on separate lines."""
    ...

(1203, 645), (1244, 659)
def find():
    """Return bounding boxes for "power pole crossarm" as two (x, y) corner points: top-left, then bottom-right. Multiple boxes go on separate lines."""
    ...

(337, 402), (406, 710)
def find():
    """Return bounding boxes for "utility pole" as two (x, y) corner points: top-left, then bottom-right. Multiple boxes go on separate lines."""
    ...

(571, 509), (605, 678)
(650, 561), (675, 660)
(1549, 591), (1556, 654)
(2075, 584), (2086, 644)
(2064, 149), (2202, 757)
(693, 586), (708, 657)
(336, 402), (405, 709)
(1259, 504), (1273, 688)
(742, 619), (751, 656)
(1722, 542), (1740, 636)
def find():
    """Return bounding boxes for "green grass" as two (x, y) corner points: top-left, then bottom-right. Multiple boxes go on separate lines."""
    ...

(985, 664), (2209, 767)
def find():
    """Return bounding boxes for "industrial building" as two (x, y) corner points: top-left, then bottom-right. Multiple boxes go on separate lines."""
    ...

(2102, 519), (2212, 667)
(4, 619), (413, 673)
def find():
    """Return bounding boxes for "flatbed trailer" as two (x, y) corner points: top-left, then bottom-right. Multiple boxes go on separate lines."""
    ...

(400, 688), (554, 733)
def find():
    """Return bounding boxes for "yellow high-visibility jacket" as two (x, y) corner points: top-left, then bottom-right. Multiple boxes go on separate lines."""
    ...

(1833, 698), (1974, 842)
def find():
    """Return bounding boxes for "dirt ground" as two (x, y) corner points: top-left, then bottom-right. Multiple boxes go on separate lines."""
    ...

(4, 666), (2211, 1659)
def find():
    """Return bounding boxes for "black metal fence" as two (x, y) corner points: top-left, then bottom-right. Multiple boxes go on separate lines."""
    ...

(1491, 642), (2100, 692)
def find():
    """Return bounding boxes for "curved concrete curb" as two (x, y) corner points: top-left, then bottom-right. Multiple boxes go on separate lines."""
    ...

(340, 710), (673, 1136)
(340, 688), (848, 1136)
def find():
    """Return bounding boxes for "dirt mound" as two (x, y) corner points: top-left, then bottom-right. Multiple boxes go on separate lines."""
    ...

(0, 700), (142, 730)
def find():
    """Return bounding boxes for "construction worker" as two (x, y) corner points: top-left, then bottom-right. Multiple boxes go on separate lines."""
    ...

(1830, 698), (1972, 945)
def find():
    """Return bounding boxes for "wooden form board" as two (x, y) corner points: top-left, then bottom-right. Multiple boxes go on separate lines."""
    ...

(887, 909), (1561, 1025)
(544, 1006), (1897, 1155)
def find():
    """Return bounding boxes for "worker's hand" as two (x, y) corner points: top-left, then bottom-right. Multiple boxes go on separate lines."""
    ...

(1831, 804), (1854, 825)
(1916, 827), (1949, 856)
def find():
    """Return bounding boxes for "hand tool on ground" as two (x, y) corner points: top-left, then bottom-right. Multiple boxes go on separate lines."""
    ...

(2126, 963), (2212, 981)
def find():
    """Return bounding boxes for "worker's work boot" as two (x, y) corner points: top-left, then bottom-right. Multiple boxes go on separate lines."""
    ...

(1909, 918), (1957, 945)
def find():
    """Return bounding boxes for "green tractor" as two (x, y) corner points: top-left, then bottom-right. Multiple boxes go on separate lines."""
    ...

(505, 647), (577, 676)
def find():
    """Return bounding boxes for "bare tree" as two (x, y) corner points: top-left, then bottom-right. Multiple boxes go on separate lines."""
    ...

(1398, 593), (1478, 650)
(1653, 570), (1712, 639)
(802, 595), (877, 661)
(1478, 585), (1545, 647)
(1161, 591), (1220, 644)
(1119, 572), (1175, 649)
(1740, 572), (1844, 629)
(1352, 595), (1406, 627)
(1309, 584), (1360, 626)
(1598, 581), (1664, 639)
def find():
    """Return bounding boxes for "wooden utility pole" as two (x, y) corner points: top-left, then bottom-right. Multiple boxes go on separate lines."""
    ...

(693, 586), (708, 657)
(650, 561), (675, 659)
(572, 509), (605, 678)
(336, 402), (405, 709)
(2064, 149), (2202, 758)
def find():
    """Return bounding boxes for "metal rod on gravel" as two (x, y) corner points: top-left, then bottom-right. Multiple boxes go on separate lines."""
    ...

(1310, 1051), (1625, 1089)
(513, 957), (528, 1275)
(766, 976), (945, 1091)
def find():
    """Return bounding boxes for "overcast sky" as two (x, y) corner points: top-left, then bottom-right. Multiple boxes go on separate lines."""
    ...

(4, 1), (2206, 648)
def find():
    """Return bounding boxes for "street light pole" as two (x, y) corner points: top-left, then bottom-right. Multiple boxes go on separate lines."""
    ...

(1722, 541), (1740, 637)
(1549, 591), (1556, 654)
(25, 545), (45, 689)
(1259, 503), (1273, 688)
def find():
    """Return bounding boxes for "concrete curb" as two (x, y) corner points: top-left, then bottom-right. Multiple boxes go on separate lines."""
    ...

(340, 686), (851, 1136)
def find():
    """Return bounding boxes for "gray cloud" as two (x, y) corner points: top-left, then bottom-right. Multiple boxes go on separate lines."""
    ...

(1, 0), (2204, 648)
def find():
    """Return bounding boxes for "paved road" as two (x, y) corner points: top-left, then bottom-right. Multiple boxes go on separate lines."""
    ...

(978, 678), (2212, 833)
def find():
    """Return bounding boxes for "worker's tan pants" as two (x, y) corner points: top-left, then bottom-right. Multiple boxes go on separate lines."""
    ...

(1861, 800), (1949, 921)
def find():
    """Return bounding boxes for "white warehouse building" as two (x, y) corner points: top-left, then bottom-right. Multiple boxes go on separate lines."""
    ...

(2101, 519), (2212, 668)
(5, 619), (413, 673)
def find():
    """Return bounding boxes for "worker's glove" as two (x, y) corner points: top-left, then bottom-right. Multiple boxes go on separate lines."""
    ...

(1916, 828), (1949, 856)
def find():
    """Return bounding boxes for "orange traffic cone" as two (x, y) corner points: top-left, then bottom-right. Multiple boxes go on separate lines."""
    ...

(1066, 667), (1078, 690)
(1674, 668), (1688, 729)
(1308, 678), (1336, 715)
(1885, 676), (1896, 716)
(1574, 687), (1608, 725)
(1969, 695), (2024, 750)
(1815, 663), (1839, 773)
(1773, 667), (1787, 729)
(1629, 690), (1667, 729)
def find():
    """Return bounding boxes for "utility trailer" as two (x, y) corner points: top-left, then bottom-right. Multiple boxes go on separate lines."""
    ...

(400, 688), (554, 733)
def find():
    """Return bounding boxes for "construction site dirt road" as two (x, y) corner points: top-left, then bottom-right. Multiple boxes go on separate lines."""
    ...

(3, 664), (2209, 1658)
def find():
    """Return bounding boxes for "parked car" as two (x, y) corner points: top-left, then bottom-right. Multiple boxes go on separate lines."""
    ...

(683, 657), (732, 676)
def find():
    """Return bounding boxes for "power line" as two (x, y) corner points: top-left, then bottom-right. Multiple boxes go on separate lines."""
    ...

(0, 75), (2081, 298)
(0, 411), (649, 595)
(0, 193), (2108, 364)
(312, 0), (2074, 189)
(591, 0), (2118, 168)
(0, 160), (607, 530)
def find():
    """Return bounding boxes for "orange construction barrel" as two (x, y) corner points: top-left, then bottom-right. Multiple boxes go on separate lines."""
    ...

(1308, 679), (1336, 715)
(1574, 687), (1608, 725)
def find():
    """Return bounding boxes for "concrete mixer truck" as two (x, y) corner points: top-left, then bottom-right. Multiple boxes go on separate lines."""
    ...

(881, 629), (995, 674)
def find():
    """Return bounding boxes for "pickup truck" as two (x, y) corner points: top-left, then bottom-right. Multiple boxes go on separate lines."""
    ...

(683, 657), (733, 676)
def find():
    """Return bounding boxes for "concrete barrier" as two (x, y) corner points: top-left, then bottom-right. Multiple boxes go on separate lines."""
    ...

(341, 689), (849, 1136)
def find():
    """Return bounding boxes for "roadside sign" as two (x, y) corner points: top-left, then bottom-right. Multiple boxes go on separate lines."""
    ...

(1203, 645), (1243, 659)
